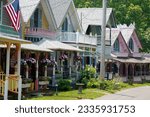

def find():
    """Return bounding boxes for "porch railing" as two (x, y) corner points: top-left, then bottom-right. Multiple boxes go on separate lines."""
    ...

(8, 75), (19, 94)
(57, 32), (97, 45)
(25, 27), (56, 38)
(0, 72), (5, 96)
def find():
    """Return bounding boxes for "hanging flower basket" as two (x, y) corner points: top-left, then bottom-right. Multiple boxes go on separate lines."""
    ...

(59, 54), (68, 60)
(21, 58), (36, 66)
(41, 59), (57, 66)
(49, 59), (57, 66)
(41, 58), (51, 66)
(75, 55), (82, 61)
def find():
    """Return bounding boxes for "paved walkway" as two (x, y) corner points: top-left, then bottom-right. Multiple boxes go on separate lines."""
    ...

(96, 86), (150, 100)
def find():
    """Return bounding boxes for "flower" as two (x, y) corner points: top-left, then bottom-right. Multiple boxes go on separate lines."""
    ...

(59, 54), (68, 60)
(41, 58), (51, 65)
(75, 55), (82, 61)
(41, 59), (57, 66)
(49, 59), (57, 66)
(26, 58), (36, 64)
(21, 59), (27, 65)
(21, 58), (36, 66)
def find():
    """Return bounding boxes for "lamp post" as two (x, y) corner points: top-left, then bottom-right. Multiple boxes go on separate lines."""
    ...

(100, 0), (107, 79)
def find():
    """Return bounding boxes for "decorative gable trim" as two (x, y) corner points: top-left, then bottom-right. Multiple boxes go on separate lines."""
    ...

(132, 30), (142, 49)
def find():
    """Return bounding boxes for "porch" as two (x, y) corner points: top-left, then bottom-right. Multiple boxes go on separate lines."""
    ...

(113, 57), (150, 83)
(0, 34), (31, 100)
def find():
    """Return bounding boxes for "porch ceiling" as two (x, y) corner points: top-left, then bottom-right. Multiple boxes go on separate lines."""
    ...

(0, 34), (31, 44)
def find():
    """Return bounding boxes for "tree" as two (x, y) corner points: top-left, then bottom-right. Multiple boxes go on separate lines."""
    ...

(74, 0), (150, 52)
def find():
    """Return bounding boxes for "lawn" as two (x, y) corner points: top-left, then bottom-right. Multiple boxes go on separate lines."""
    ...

(27, 82), (150, 100)
(27, 88), (106, 100)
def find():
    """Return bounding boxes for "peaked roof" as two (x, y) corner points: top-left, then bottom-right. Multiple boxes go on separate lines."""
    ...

(118, 24), (142, 49)
(48, 0), (71, 28)
(106, 28), (120, 45)
(77, 8), (115, 33)
(36, 39), (82, 52)
(117, 24), (134, 43)
(20, 0), (40, 23)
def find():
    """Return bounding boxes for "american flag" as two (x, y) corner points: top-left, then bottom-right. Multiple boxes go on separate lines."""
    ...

(5, 0), (20, 32)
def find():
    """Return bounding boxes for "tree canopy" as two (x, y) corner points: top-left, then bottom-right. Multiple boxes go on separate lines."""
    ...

(74, 0), (150, 52)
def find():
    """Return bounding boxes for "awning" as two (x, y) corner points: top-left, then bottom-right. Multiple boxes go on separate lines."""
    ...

(0, 34), (31, 44)
(36, 39), (83, 52)
(21, 44), (53, 52)
(113, 57), (150, 64)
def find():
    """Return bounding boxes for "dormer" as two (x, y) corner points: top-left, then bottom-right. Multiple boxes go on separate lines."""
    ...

(106, 28), (130, 58)
(118, 24), (142, 58)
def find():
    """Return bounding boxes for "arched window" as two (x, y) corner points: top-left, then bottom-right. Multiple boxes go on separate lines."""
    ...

(30, 8), (42, 28)
(129, 38), (134, 51)
(113, 38), (120, 52)
(62, 17), (68, 32)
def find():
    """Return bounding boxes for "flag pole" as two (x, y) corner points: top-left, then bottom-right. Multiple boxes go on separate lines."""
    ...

(100, 0), (107, 79)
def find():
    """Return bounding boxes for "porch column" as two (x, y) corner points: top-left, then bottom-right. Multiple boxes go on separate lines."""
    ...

(82, 47), (85, 69)
(76, 61), (79, 81)
(35, 53), (40, 91)
(140, 64), (143, 79)
(25, 52), (30, 79)
(131, 64), (135, 82)
(4, 43), (11, 100)
(125, 63), (129, 82)
(94, 54), (97, 68)
(16, 44), (22, 100)
(44, 53), (48, 77)
(69, 52), (72, 77)
(52, 52), (56, 86)
(116, 62), (120, 76)
(89, 48), (91, 66)
(61, 60), (63, 76)
(143, 64), (146, 78)
(26, 65), (29, 79)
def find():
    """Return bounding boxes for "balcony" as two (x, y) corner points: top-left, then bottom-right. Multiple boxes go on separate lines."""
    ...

(56, 32), (97, 46)
(25, 28), (56, 39)
(0, 24), (19, 37)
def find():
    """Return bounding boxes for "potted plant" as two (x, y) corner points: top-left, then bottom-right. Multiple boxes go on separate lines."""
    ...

(39, 76), (51, 85)
(22, 78), (33, 88)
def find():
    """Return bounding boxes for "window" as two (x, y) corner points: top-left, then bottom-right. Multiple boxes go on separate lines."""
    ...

(113, 38), (120, 52)
(129, 38), (134, 51)
(30, 8), (42, 28)
(62, 18), (68, 32)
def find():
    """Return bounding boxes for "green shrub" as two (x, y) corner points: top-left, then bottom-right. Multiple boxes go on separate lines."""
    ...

(80, 65), (96, 79)
(99, 80), (110, 90)
(87, 78), (100, 88)
(81, 78), (89, 88)
(57, 79), (72, 91)
(99, 80), (123, 91)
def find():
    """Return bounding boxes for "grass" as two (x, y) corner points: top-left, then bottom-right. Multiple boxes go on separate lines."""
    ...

(27, 82), (150, 100)
(27, 88), (106, 100)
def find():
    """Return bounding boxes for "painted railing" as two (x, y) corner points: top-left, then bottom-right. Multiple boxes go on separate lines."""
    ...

(57, 32), (97, 45)
(0, 72), (5, 96)
(0, 24), (19, 37)
(8, 75), (19, 93)
(25, 27), (56, 38)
